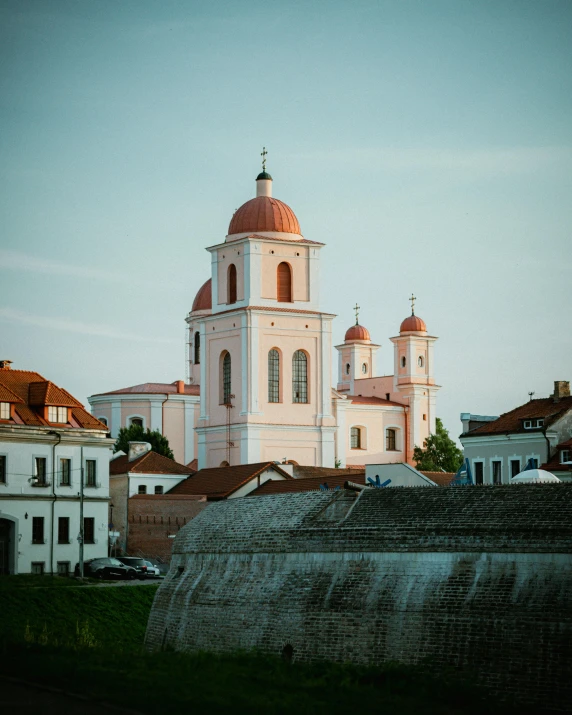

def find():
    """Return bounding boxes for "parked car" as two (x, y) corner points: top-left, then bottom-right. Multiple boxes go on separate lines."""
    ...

(74, 558), (137, 580)
(143, 560), (162, 578)
(116, 556), (148, 579)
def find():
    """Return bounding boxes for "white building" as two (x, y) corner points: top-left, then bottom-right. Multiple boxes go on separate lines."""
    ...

(0, 360), (111, 575)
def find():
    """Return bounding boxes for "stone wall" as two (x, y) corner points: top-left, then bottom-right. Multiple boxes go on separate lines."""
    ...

(145, 485), (572, 711)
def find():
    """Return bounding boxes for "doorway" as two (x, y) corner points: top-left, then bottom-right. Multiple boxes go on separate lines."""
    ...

(0, 518), (15, 574)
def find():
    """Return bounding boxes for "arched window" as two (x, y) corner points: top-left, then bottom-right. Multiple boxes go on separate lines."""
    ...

(361, 363), (368, 374)
(130, 417), (143, 428)
(401, 356), (406, 368)
(418, 355), (424, 367)
(97, 416), (108, 426)
(221, 351), (231, 404)
(277, 262), (292, 303)
(220, 461), (230, 468)
(228, 264), (237, 304)
(194, 331), (200, 364)
(386, 428), (396, 451)
(350, 427), (362, 449)
(268, 349), (280, 403)
(345, 363), (350, 375)
(292, 350), (308, 403)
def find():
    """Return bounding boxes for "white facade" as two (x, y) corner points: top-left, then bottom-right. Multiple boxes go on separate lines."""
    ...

(0, 425), (112, 575)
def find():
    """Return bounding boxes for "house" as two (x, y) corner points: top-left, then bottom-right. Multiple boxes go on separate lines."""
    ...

(540, 438), (572, 481)
(460, 381), (572, 484)
(0, 360), (111, 575)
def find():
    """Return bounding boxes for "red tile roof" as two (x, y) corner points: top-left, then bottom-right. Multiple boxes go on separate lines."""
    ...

(250, 472), (367, 496)
(228, 197), (301, 235)
(463, 396), (572, 437)
(168, 462), (292, 499)
(0, 368), (107, 431)
(291, 466), (366, 480)
(347, 395), (405, 407)
(541, 439), (572, 473)
(94, 381), (200, 397)
(419, 471), (456, 486)
(186, 458), (198, 471)
(110, 451), (195, 476)
(0, 383), (24, 404)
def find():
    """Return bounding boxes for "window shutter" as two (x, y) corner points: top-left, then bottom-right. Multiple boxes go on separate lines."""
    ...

(277, 263), (292, 303)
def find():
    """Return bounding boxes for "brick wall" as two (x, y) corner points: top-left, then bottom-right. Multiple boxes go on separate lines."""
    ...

(127, 495), (209, 563)
(146, 485), (572, 711)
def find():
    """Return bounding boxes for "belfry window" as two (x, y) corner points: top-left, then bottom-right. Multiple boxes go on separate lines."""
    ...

(228, 264), (237, 304)
(401, 356), (406, 368)
(194, 331), (200, 364)
(345, 363), (350, 375)
(350, 427), (362, 449)
(386, 428), (396, 451)
(292, 350), (308, 403)
(221, 351), (232, 405)
(418, 356), (424, 367)
(277, 262), (292, 303)
(268, 349), (280, 403)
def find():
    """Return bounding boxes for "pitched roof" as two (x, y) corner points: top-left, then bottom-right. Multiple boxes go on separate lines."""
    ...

(463, 396), (572, 437)
(168, 462), (292, 499)
(291, 465), (366, 480)
(94, 381), (200, 397)
(249, 472), (367, 496)
(541, 438), (572, 473)
(0, 368), (107, 431)
(419, 471), (456, 486)
(346, 395), (405, 407)
(110, 451), (195, 476)
(0, 383), (24, 404)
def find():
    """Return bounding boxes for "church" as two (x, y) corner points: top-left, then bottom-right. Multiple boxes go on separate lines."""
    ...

(89, 158), (440, 469)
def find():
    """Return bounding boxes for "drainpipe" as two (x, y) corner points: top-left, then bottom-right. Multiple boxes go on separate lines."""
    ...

(403, 405), (409, 465)
(542, 429), (552, 467)
(48, 430), (62, 576)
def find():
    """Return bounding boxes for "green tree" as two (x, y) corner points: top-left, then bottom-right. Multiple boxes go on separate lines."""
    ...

(413, 418), (463, 473)
(114, 424), (174, 459)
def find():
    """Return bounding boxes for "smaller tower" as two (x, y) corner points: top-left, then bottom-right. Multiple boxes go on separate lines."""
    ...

(335, 304), (380, 393)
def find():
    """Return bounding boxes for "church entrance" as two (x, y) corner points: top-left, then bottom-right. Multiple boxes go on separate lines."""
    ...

(0, 518), (15, 575)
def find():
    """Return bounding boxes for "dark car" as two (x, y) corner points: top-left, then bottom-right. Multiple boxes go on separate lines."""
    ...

(116, 556), (148, 579)
(74, 558), (137, 580)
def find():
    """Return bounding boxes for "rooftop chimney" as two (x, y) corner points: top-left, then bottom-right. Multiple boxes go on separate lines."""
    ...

(552, 381), (570, 402)
(177, 380), (185, 394)
(128, 441), (152, 462)
(0, 360), (13, 370)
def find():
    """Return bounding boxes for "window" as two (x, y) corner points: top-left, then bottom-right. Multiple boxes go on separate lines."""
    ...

(268, 349), (280, 403)
(130, 417), (143, 427)
(492, 460), (502, 485)
(345, 363), (350, 375)
(154, 485), (163, 495)
(386, 429), (396, 451)
(385, 393), (390, 401)
(401, 356), (406, 368)
(0, 455), (6, 484)
(227, 264), (237, 304)
(32, 517), (44, 544)
(277, 262), (292, 302)
(510, 460), (521, 478)
(292, 350), (308, 403)
(83, 517), (95, 544)
(58, 517), (70, 544)
(35, 457), (47, 485)
(57, 562), (70, 576)
(423, 414), (427, 421)
(524, 419), (544, 429)
(60, 458), (71, 486)
(98, 416), (108, 426)
(523, 420), (532, 429)
(350, 427), (362, 449)
(418, 356), (424, 367)
(0, 402), (9, 419)
(221, 351), (232, 404)
(361, 363), (368, 374)
(31, 562), (44, 575)
(48, 406), (68, 423)
(561, 450), (571, 464)
(85, 460), (96, 487)
(194, 331), (200, 364)
(138, 485), (147, 495)
(474, 462), (484, 485)
(529, 458), (539, 469)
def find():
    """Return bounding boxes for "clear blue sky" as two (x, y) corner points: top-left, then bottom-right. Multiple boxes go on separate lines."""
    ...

(1, 0), (571, 441)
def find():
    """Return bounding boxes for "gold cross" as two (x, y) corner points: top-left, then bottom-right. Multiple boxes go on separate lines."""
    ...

(354, 303), (360, 325)
(261, 146), (267, 171)
(410, 293), (416, 315)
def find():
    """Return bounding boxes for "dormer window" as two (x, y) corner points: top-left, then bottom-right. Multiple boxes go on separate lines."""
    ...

(523, 418), (544, 429)
(48, 406), (68, 423)
(0, 402), (9, 419)
(561, 450), (571, 464)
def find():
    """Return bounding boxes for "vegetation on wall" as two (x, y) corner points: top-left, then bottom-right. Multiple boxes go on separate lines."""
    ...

(114, 424), (174, 459)
(413, 418), (464, 473)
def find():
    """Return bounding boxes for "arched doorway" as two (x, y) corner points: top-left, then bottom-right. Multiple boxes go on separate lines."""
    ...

(0, 518), (16, 575)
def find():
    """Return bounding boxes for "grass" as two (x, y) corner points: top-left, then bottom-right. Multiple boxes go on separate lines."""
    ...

(0, 577), (530, 715)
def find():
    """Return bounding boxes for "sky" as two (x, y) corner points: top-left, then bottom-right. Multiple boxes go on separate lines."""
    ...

(1, 0), (571, 443)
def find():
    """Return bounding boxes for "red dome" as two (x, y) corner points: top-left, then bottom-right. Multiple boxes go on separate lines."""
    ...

(228, 196), (301, 236)
(192, 279), (212, 312)
(400, 314), (427, 333)
(345, 324), (371, 342)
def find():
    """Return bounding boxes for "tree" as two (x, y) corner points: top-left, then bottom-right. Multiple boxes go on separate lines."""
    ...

(114, 424), (174, 459)
(413, 418), (463, 473)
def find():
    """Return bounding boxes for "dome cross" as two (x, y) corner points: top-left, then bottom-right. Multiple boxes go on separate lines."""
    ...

(409, 293), (416, 315)
(354, 303), (360, 325)
(261, 146), (268, 172)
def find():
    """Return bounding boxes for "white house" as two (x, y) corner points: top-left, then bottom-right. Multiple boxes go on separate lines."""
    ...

(0, 360), (112, 575)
